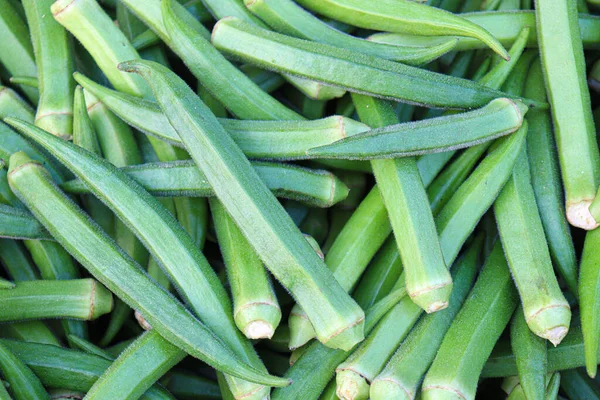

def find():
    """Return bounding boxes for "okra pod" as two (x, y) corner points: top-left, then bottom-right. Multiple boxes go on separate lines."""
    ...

(0, 341), (49, 400)
(579, 227), (600, 377)
(0, 85), (34, 123)
(560, 368), (600, 399)
(0, 204), (51, 240)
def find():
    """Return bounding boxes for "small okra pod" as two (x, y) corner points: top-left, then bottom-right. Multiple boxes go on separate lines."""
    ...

(9, 76), (38, 89)
(211, 199), (281, 339)
(0, 85), (34, 123)
(122, 60), (365, 352)
(535, 0), (600, 230)
(0, 279), (113, 322)
(308, 98), (527, 160)
(6, 152), (288, 387)
(511, 307), (548, 400)
(369, 238), (481, 400)
(0, 342), (49, 400)
(0, 0), (38, 104)
(578, 227), (600, 377)
(293, 0), (509, 59)
(22, 0), (74, 139)
(67, 335), (112, 360)
(560, 368), (600, 399)
(421, 242), (519, 400)
(244, 0), (457, 65)
(494, 149), (571, 345)
(0, 203), (52, 240)
(210, 18), (539, 110)
(0, 322), (60, 347)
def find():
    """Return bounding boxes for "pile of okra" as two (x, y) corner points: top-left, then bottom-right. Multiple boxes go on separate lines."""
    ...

(4, 0), (600, 399)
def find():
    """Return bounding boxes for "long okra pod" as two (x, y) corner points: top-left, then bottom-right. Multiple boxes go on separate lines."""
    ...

(22, 0), (74, 138)
(560, 368), (600, 399)
(369, 239), (481, 400)
(0, 204), (51, 240)
(244, 0), (457, 64)
(0, 342), (49, 400)
(535, 0), (600, 229)
(579, 227), (600, 377)
(0, 85), (35, 123)
(293, 0), (509, 59)
(422, 242), (519, 400)
(211, 18), (538, 110)
(0, 279), (112, 322)
(122, 59), (365, 351)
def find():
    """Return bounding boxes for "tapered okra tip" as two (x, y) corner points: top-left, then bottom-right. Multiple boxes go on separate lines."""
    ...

(370, 378), (412, 400)
(526, 304), (571, 345)
(336, 370), (369, 400)
(544, 326), (569, 347)
(566, 200), (599, 230)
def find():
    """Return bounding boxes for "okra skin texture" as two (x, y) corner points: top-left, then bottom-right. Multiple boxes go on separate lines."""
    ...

(422, 242), (519, 400)
(293, 0), (508, 59)
(6, 153), (287, 387)
(211, 199), (281, 340)
(0, 204), (52, 240)
(123, 60), (365, 352)
(0, 86), (35, 123)
(0, 279), (113, 322)
(579, 227), (600, 377)
(0, 341), (49, 400)
(22, 0), (74, 139)
(524, 62), (578, 297)
(494, 150), (571, 345)
(535, 0), (600, 229)
(211, 18), (531, 110)
(244, 0), (457, 64)
(560, 368), (600, 399)
(370, 239), (481, 400)
(62, 160), (349, 208)
(308, 98), (527, 160)
(353, 94), (451, 313)
(511, 308), (547, 400)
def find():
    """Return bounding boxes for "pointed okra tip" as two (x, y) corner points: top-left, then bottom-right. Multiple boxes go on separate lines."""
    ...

(336, 370), (370, 400)
(566, 200), (600, 230)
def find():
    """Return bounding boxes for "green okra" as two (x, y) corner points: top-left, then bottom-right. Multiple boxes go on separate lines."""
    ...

(62, 160), (349, 208)
(244, 0), (457, 64)
(560, 369), (600, 400)
(353, 94), (451, 314)
(211, 199), (281, 339)
(0, 239), (38, 282)
(308, 98), (527, 160)
(293, 0), (509, 59)
(421, 242), (519, 400)
(85, 331), (184, 400)
(22, 0), (74, 139)
(202, 0), (268, 28)
(122, 60), (365, 352)
(0, 204), (51, 240)
(9, 76), (39, 89)
(524, 62), (578, 297)
(167, 371), (221, 400)
(535, 0), (600, 229)
(5, 120), (274, 398)
(369, 238), (481, 400)
(67, 335), (112, 361)
(495, 149), (571, 345)
(579, 227), (600, 377)
(74, 72), (367, 159)
(300, 208), (329, 246)
(0, 342), (49, 400)
(1, 339), (174, 399)
(240, 65), (285, 93)
(0, 0), (38, 104)
(0, 85), (34, 123)
(0, 322), (60, 347)
(511, 307), (547, 400)
(0, 279), (112, 322)
(368, 11), (600, 51)
(6, 153), (288, 387)
(211, 18), (539, 110)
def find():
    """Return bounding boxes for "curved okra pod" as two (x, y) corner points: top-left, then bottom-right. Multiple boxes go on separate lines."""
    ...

(0, 279), (113, 322)
(121, 60), (365, 352)
(0, 203), (51, 240)
(524, 62), (578, 296)
(22, 0), (74, 139)
(0, 0), (38, 104)
(353, 94), (451, 313)
(579, 228), (600, 377)
(369, 239), (481, 400)
(421, 242), (519, 400)
(494, 149), (571, 345)
(535, 0), (600, 229)
(211, 200), (281, 339)
(6, 152), (288, 387)
(0, 85), (35, 123)
(307, 98), (527, 160)
(560, 369), (600, 399)
(244, 0), (457, 64)
(0, 322), (60, 347)
(211, 18), (541, 110)
(511, 308), (548, 400)
(0, 342), (49, 400)
(61, 160), (350, 208)
(293, 0), (509, 59)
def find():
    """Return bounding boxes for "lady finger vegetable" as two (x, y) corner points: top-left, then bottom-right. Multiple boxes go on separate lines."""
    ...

(0, 341), (49, 400)
(511, 308), (547, 400)
(579, 227), (600, 377)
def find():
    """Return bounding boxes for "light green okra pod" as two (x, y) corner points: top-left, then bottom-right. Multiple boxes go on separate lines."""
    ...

(421, 242), (519, 400)
(0, 203), (51, 240)
(0, 321), (60, 347)
(535, 0), (600, 230)
(0, 341), (49, 400)
(122, 59), (365, 351)
(6, 152), (288, 387)
(293, 0), (509, 59)
(579, 227), (600, 378)
(0, 85), (35, 123)
(22, 0), (74, 139)
(0, 279), (112, 322)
